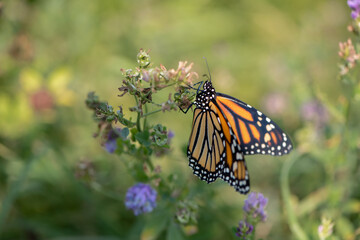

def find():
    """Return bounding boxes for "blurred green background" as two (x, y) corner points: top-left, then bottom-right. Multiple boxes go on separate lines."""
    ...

(1, 0), (358, 239)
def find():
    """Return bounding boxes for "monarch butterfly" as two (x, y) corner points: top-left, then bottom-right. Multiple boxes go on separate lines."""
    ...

(186, 79), (293, 194)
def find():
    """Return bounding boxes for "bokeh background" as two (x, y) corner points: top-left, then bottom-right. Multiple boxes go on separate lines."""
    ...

(1, 0), (358, 239)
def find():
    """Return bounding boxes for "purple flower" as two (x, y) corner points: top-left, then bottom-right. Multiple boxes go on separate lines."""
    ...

(104, 128), (121, 153)
(167, 130), (175, 141)
(125, 183), (157, 216)
(300, 100), (329, 127)
(235, 220), (254, 239)
(243, 192), (268, 222)
(348, 0), (360, 19)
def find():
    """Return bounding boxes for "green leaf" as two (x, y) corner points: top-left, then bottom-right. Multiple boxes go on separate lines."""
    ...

(120, 128), (129, 139)
(135, 130), (151, 147)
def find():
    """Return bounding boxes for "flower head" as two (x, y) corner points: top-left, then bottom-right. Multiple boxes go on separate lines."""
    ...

(167, 130), (175, 141)
(338, 39), (360, 75)
(125, 183), (157, 216)
(348, 0), (360, 19)
(318, 217), (334, 240)
(243, 192), (268, 222)
(104, 128), (121, 153)
(175, 200), (198, 225)
(235, 220), (254, 239)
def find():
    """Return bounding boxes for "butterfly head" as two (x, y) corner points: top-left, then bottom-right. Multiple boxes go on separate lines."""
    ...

(195, 81), (216, 109)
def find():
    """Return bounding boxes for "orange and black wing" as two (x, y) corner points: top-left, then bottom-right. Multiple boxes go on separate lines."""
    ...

(187, 102), (250, 194)
(216, 93), (293, 156)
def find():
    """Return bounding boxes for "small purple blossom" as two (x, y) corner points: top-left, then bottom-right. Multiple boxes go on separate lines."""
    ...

(125, 183), (157, 216)
(243, 192), (268, 222)
(168, 130), (175, 139)
(235, 220), (254, 239)
(104, 128), (121, 153)
(348, 0), (360, 19)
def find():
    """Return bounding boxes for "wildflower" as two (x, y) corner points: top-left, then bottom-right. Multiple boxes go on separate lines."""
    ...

(235, 220), (254, 239)
(167, 130), (175, 142)
(104, 128), (121, 153)
(168, 61), (198, 85)
(300, 100), (329, 128)
(262, 93), (287, 116)
(161, 94), (177, 112)
(318, 217), (334, 240)
(125, 183), (157, 216)
(243, 192), (268, 222)
(338, 39), (360, 75)
(175, 200), (198, 225)
(30, 89), (54, 112)
(137, 49), (151, 68)
(348, 0), (360, 19)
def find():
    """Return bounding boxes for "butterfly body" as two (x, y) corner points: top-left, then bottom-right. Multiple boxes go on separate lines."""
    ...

(187, 81), (292, 194)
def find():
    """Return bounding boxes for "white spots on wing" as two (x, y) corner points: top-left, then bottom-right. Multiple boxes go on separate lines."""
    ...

(236, 152), (243, 160)
(232, 161), (238, 171)
(264, 133), (271, 143)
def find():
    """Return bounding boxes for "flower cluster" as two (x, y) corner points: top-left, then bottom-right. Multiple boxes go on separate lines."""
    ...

(235, 220), (254, 240)
(243, 192), (268, 222)
(348, 0), (360, 19)
(318, 217), (334, 240)
(104, 128), (122, 153)
(175, 200), (199, 225)
(125, 183), (157, 216)
(235, 192), (268, 239)
(118, 49), (198, 115)
(338, 38), (360, 75)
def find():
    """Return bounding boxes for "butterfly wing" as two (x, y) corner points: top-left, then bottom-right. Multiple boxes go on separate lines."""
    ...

(187, 101), (250, 194)
(215, 93), (293, 156)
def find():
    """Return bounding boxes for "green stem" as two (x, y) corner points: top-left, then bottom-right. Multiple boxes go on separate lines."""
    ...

(134, 96), (142, 132)
(90, 181), (123, 201)
(143, 104), (148, 130)
(142, 109), (162, 118)
(280, 150), (309, 240)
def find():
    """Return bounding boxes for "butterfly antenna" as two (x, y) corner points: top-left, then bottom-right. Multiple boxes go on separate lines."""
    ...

(203, 57), (212, 82)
